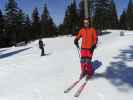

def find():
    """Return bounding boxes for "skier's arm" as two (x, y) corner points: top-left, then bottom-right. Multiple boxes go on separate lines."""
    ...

(76, 30), (82, 40)
(93, 28), (97, 46)
(91, 28), (97, 51)
(74, 30), (82, 48)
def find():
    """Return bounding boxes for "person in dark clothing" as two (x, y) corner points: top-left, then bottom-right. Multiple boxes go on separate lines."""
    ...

(39, 39), (45, 56)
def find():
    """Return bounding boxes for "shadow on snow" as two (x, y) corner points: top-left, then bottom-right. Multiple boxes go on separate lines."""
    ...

(0, 47), (32, 59)
(0, 49), (8, 53)
(93, 45), (133, 92)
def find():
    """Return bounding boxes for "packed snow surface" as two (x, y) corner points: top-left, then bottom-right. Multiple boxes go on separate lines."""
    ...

(0, 30), (133, 100)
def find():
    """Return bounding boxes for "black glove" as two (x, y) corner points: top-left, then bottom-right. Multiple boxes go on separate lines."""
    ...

(74, 39), (79, 48)
(91, 44), (96, 52)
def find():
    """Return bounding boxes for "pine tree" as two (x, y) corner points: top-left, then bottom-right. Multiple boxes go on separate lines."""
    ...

(23, 15), (32, 42)
(31, 8), (41, 40)
(0, 9), (5, 47)
(0, 10), (4, 34)
(62, 9), (71, 35)
(109, 0), (119, 29)
(41, 4), (57, 37)
(68, 0), (80, 34)
(62, 0), (79, 35)
(58, 24), (65, 35)
(16, 9), (26, 43)
(93, 0), (112, 30)
(41, 4), (49, 37)
(5, 0), (20, 46)
(126, 0), (133, 30)
(79, 0), (84, 27)
(119, 10), (127, 30)
(47, 17), (57, 37)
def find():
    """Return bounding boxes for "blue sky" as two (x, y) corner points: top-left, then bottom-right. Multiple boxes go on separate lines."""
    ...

(0, 0), (130, 25)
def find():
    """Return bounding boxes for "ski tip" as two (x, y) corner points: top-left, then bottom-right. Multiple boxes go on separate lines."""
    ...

(64, 89), (70, 93)
(74, 91), (80, 97)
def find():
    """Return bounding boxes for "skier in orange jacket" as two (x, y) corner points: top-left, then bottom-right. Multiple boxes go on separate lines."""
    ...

(74, 19), (97, 80)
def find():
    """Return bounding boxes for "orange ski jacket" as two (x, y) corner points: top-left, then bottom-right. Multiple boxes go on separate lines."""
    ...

(75, 27), (97, 49)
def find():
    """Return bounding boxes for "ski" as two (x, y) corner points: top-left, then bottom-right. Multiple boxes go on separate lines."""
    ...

(74, 80), (88, 97)
(64, 79), (81, 93)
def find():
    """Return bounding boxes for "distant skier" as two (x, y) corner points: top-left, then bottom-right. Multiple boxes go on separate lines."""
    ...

(39, 39), (45, 56)
(74, 19), (97, 80)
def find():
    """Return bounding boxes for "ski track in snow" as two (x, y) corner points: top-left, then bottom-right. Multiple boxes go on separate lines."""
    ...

(0, 30), (133, 100)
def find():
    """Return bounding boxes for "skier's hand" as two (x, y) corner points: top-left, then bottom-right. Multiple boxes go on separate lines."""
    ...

(93, 44), (96, 49)
(74, 39), (79, 48)
(91, 44), (96, 52)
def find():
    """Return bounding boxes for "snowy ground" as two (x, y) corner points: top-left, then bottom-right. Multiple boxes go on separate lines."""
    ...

(0, 30), (133, 100)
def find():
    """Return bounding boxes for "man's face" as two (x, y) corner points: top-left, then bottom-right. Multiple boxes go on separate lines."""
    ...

(84, 22), (89, 27)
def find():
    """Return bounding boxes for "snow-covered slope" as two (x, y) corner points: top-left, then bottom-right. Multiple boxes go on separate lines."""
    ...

(0, 30), (133, 100)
